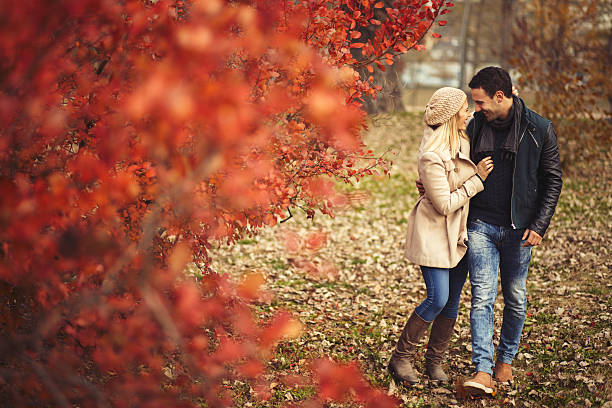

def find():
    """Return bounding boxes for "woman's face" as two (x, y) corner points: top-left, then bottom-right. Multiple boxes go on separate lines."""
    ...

(457, 100), (469, 131)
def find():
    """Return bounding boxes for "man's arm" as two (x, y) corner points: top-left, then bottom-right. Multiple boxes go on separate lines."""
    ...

(525, 123), (563, 245)
(416, 179), (425, 196)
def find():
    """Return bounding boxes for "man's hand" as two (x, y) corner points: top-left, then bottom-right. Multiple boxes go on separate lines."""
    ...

(416, 179), (425, 196)
(522, 228), (542, 247)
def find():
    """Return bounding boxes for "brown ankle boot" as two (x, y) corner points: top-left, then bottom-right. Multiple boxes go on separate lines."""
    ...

(388, 311), (431, 385)
(424, 315), (456, 383)
(494, 361), (513, 383)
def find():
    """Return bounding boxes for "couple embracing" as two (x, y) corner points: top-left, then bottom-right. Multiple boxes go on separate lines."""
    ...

(388, 66), (563, 396)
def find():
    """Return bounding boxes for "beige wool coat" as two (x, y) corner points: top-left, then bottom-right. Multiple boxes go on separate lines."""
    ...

(404, 130), (484, 268)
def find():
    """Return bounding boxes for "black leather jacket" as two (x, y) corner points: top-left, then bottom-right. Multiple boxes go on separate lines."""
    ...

(467, 99), (563, 236)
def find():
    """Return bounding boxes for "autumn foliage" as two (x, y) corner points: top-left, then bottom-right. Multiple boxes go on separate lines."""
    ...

(0, 0), (450, 406)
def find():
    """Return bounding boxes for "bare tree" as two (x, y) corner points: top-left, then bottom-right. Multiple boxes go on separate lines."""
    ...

(458, 0), (472, 88)
(470, 0), (485, 70)
(500, 0), (514, 69)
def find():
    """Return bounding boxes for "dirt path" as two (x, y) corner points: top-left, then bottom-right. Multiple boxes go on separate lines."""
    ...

(210, 112), (612, 407)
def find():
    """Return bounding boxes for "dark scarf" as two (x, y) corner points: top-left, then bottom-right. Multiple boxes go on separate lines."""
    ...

(473, 95), (523, 161)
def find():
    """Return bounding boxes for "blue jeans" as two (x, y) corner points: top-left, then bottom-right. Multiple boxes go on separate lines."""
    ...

(467, 218), (532, 375)
(415, 257), (469, 322)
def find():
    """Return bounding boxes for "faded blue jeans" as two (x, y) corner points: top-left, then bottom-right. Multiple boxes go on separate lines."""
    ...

(415, 257), (469, 322)
(467, 218), (532, 375)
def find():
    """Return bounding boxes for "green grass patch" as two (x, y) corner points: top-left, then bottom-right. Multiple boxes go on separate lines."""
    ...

(271, 278), (307, 288)
(534, 311), (558, 325)
(237, 238), (257, 245)
(266, 258), (289, 271)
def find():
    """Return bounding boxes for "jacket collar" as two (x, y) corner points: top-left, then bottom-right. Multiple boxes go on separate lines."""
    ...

(517, 97), (538, 140)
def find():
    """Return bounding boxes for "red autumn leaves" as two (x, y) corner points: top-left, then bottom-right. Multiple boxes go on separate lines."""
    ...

(0, 0), (449, 406)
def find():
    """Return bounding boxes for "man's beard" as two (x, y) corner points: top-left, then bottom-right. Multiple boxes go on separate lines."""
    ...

(483, 111), (495, 121)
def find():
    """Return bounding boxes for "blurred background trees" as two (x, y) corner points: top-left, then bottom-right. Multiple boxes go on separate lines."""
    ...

(512, 0), (612, 170)
(398, 0), (513, 107)
(373, 0), (610, 170)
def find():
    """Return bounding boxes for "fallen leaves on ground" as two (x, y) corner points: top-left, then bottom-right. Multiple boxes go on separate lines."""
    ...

(208, 112), (612, 407)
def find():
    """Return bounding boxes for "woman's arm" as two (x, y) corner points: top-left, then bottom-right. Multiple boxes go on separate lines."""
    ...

(418, 152), (484, 216)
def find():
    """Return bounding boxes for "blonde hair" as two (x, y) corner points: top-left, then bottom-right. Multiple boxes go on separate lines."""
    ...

(421, 110), (468, 157)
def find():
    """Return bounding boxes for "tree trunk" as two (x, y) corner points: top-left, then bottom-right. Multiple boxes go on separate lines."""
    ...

(607, 27), (612, 116)
(357, 63), (405, 114)
(500, 0), (514, 69)
(471, 0), (484, 74)
(458, 0), (472, 89)
(351, 0), (405, 113)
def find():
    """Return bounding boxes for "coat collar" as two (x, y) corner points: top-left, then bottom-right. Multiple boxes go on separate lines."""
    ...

(458, 136), (471, 161)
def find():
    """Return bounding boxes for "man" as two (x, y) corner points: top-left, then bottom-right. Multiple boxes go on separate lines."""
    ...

(460, 67), (563, 395)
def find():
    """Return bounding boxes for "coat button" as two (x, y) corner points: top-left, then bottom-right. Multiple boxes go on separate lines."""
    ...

(454, 168), (459, 172)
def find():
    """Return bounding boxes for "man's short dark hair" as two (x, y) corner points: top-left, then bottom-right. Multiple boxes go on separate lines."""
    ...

(469, 66), (513, 98)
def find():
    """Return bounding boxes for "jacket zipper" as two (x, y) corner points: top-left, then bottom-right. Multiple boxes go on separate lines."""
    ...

(511, 123), (529, 229)
(528, 129), (539, 147)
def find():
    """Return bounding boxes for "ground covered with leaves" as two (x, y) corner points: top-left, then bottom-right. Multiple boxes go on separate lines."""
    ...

(208, 112), (612, 407)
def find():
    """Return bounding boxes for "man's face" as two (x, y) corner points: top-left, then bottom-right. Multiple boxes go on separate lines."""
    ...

(471, 87), (504, 122)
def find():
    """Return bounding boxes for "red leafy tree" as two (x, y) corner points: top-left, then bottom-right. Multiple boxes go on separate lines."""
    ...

(0, 0), (450, 406)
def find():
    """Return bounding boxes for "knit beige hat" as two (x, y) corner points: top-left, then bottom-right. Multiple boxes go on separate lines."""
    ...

(424, 87), (467, 126)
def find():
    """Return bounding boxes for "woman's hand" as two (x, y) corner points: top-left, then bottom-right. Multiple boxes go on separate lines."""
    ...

(477, 156), (494, 181)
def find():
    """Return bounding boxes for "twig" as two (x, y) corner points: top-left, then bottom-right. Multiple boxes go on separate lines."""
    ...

(23, 355), (70, 408)
(280, 208), (293, 223)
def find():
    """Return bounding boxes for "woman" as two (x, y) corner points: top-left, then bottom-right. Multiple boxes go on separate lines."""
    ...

(388, 87), (493, 385)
